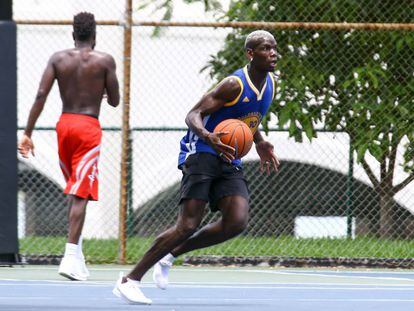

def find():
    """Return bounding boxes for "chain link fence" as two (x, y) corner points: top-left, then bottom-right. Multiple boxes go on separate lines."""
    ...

(15, 0), (414, 267)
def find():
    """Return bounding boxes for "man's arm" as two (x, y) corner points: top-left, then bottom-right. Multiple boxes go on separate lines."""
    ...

(253, 71), (279, 173)
(253, 129), (265, 144)
(24, 56), (57, 137)
(254, 128), (280, 174)
(18, 55), (57, 158)
(185, 77), (241, 162)
(104, 55), (120, 107)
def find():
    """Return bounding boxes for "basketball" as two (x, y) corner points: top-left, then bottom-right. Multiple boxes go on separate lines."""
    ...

(213, 119), (253, 158)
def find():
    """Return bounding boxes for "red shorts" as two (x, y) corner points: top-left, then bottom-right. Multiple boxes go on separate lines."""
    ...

(56, 113), (102, 201)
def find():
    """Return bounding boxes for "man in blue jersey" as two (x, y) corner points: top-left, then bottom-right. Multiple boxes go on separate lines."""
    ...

(113, 30), (280, 304)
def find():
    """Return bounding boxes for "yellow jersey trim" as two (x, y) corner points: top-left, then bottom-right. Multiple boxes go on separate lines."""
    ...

(243, 65), (268, 101)
(224, 76), (244, 107)
(269, 73), (276, 100)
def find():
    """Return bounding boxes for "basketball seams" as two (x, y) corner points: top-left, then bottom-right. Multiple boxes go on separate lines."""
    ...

(239, 124), (247, 157)
(216, 120), (241, 133)
(213, 119), (253, 158)
(216, 120), (242, 149)
(229, 124), (242, 157)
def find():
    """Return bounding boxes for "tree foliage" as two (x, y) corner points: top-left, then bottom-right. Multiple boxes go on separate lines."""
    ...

(138, 0), (222, 17)
(205, 1), (414, 183)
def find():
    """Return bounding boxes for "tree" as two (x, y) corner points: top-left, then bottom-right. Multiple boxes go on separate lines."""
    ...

(205, 0), (414, 238)
(137, 0), (222, 35)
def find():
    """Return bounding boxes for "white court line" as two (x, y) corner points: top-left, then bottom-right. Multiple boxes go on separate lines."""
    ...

(167, 282), (414, 289)
(1, 281), (414, 291)
(5, 266), (414, 277)
(7, 266), (414, 273)
(238, 269), (414, 282)
(0, 297), (54, 300)
(105, 267), (414, 282)
(135, 297), (414, 303)
(2, 278), (414, 288)
(297, 298), (414, 302)
(95, 268), (414, 278)
(3, 296), (413, 303)
(7, 266), (414, 281)
(278, 269), (414, 275)
(130, 284), (414, 291)
(139, 297), (414, 303)
(2, 267), (414, 285)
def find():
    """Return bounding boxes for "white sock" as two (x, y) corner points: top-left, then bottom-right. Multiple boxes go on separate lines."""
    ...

(77, 235), (84, 259)
(161, 253), (176, 265)
(127, 278), (141, 285)
(64, 243), (78, 257)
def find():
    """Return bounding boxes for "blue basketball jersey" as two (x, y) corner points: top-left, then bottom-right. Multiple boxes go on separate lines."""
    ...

(178, 65), (276, 168)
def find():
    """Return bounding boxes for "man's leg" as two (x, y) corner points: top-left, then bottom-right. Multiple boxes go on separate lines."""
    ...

(151, 195), (248, 289)
(68, 195), (88, 244)
(126, 199), (206, 281)
(171, 195), (249, 257)
(114, 199), (206, 304)
(59, 195), (89, 281)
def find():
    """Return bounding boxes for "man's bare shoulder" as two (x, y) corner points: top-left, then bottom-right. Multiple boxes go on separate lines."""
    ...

(216, 76), (242, 93)
(90, 50), (116, 68)
(92, 50), (115, 61)
(48, 49), (74, 62)
(51, 49), (113, 59)
(208, 76), (242, 103)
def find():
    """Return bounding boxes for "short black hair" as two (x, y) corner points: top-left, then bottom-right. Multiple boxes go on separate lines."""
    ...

(73, 12), (96, 41)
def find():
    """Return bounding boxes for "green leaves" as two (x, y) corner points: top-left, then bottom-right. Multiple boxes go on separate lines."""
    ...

(203, 0), (414, 188)
(136, 0), (222, 36)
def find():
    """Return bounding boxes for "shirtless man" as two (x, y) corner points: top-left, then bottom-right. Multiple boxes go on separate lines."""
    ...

(18, 12), (120, 281)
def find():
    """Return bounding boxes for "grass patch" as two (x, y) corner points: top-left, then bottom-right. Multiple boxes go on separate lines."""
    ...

(19, 235), (414, 264)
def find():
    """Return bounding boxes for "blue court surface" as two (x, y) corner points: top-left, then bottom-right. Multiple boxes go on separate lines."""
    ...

(1, 265), (414, 310)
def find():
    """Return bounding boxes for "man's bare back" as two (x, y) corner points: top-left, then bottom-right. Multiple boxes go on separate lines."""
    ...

(19, 12), (119, 156)
(49, 47), (119, 118)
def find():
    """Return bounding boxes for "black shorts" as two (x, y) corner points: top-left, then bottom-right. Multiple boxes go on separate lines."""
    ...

(179, 153), (249, 211)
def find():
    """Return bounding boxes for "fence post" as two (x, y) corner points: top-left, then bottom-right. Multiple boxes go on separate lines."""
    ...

(127, 135), (134, 237)
(118, 0), (133, 264)
(346, 135), (354, 238)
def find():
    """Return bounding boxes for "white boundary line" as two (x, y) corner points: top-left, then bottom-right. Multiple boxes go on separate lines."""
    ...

(5, 266), (414, 272)
(1, 280), (414, 291)
(1, 296), (414, 303)
(2, 267), (414, 286)
(240, 269), (414, 282)
(5, 266), (414, 275)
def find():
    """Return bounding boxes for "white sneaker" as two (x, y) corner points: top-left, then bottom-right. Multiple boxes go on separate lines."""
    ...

(112, 272), (123, 298)
(116, 278), (152, 305)
(76, 238), (90, 278)
(58, 255), (87, 281)
(79, 255), (90, 278)
(152, 254), (175, 290)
